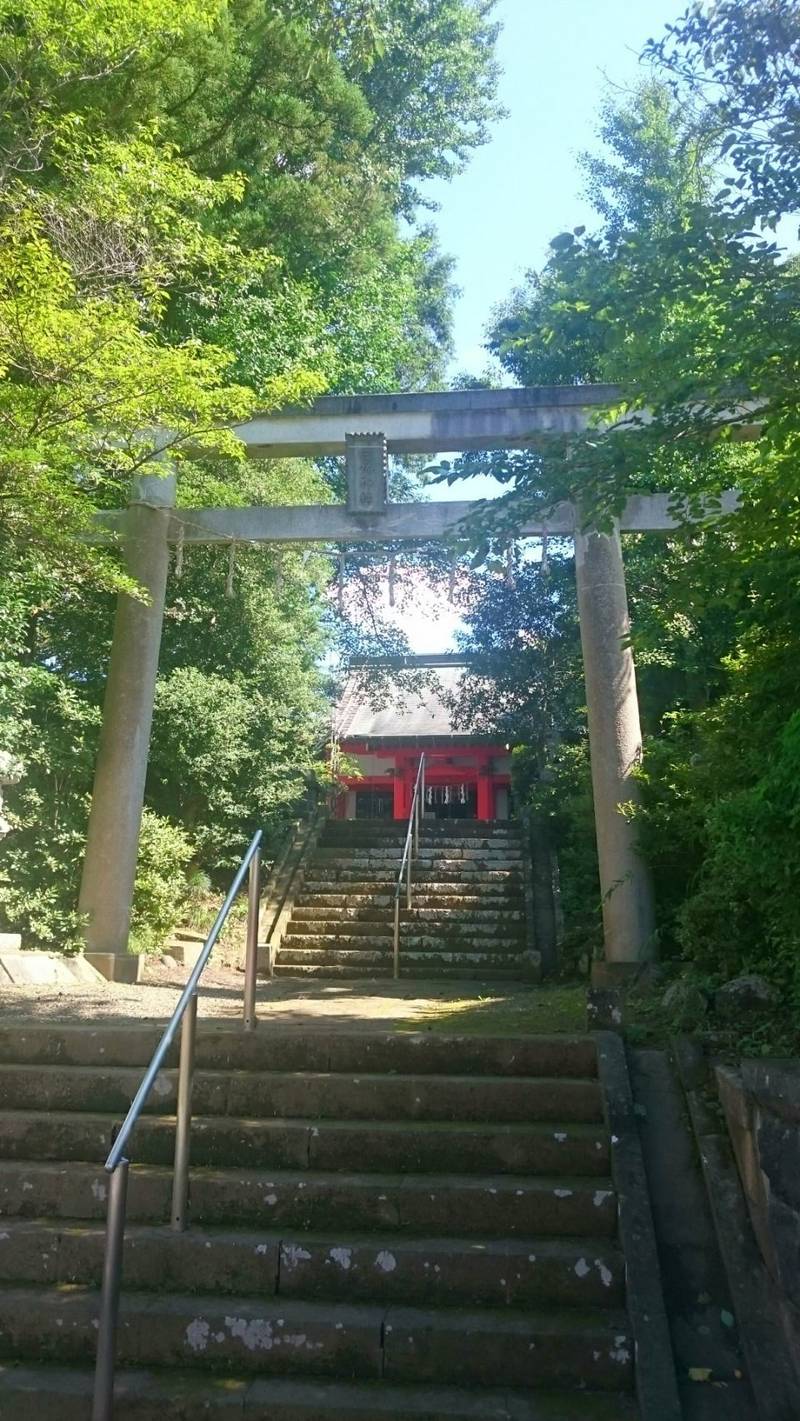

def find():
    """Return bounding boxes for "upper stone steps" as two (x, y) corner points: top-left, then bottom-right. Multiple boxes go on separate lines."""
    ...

(290, 905), (525, 923)
(285, 924), (527, 944)
(312, 846), (525, 858)
(302, 863), (525, 875)
(273, 960), (527, 981)
(275, 817), (530, 981)
(323, 821), (520, 839)
(294, 892), (520, 909)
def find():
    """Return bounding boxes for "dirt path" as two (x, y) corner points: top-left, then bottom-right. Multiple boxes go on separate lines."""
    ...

(0, 958), (586, 1033)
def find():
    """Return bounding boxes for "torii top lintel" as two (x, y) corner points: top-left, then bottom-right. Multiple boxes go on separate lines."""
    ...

(94, 383), (739, 545)
(233, 384), (622, 458)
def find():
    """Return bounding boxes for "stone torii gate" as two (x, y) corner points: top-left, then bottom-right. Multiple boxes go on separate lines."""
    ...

(80, 385), (736, 981)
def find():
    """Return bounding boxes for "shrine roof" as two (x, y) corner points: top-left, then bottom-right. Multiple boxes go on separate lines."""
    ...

(335, 654), (493, 743)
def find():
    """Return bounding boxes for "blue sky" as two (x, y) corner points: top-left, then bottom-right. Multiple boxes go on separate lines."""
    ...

(424, 0), (691, 379)
(396, 0), (690, 648)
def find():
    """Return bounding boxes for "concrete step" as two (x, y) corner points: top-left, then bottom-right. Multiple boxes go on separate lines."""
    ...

(0, 1065), (602, 1123)
(394, 953), (530, 976)
(0, 1284), (634, 1389)
(0, 1220), (624, 1308)
(327, 827), (521, 838)
(291, 906), (525, 923)
(0, 1365), (641, 1420)
(0, 1111), (610, 1174)
(383, 1304), (633, 1390)
(272, 962), (528, 984)
(294, 893), (522, 910)
(273, 964), (527, 982)
(313, 852), (523, 868)
(273, 1234), (625, 1311)
(287, 916), (526, 934)
(274, 950), (529, 975)
(322, 834), (522, 848)
(0, 1027), (597, 1078)
(0, 1161), (617, 1235)
(279, 934), (526, 954)
(305, 870), (522, 885)
(276, 949), (394, 969)
(285, 928), (527, 949)
(323, 824), (520, 829)
(286, 920), (396, 937)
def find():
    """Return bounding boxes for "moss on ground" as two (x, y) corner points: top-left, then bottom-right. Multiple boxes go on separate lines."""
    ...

(398, 984), (589, 1035)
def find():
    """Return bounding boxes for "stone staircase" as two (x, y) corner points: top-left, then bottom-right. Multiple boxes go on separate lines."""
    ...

(275, 819), (533, 980)
(0, 1022), (640, 1419)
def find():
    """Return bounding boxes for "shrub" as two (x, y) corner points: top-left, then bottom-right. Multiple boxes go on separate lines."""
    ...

(677, 711), (800, 1002)
(129, 810), (195, 955)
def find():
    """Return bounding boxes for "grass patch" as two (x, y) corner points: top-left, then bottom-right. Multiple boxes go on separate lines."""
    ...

(399, 983), (588, 1035)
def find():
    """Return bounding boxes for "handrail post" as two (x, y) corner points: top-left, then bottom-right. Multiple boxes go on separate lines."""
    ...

(171, 990), (197, 1232)
(243, 846), (261, 1030)
(92, 1157), (129, 1421)
(406, 836), (412, 909)
(413, 773), (420, 858)
(393, 893), (400, 980)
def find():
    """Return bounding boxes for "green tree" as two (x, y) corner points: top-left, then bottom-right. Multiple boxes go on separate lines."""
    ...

(646, 0), (800, 226)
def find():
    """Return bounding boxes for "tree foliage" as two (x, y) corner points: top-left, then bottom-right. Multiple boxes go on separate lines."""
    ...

(645, 0), (800, 226)
(458, 51), (800, 1018)
(0, 0), (500, 950)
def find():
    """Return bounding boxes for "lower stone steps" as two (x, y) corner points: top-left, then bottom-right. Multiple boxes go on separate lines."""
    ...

(0, 1065), (602, 1122)
(0, 1284), (634, 1390)
(0, 1026), (597, 1076)
(0, 1365), (641, 1420)
(0, 1161), (618, 1237)
(0, 1220), (624, 1308)
(0, 1025), (648, 1419)
(0, 1109), (609, 1174)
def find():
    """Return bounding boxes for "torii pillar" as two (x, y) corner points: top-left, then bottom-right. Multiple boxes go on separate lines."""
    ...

(574, 518), (656, 973)
(79, 471), (175, 982)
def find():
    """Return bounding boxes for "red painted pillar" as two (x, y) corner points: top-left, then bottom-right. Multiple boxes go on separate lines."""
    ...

(393, 756), (406, 820)
(477, 768), (493, 821)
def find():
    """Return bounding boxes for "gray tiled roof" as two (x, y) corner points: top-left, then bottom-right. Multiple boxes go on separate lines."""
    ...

(336, 662), (477, 740)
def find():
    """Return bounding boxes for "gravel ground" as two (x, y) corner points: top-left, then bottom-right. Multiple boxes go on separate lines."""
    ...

(0, 957), (533, 1030)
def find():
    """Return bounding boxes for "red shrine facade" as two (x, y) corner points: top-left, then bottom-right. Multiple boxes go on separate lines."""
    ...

(332, 655), (513, 823)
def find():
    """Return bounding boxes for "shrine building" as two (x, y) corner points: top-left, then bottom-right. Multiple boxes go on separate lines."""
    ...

(333, 653), (513, 822)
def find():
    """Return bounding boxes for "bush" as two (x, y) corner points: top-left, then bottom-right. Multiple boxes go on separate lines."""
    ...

(129, 810), (195, 955)
(0, 665), (99, 951)
(677, 711), (800, 1002)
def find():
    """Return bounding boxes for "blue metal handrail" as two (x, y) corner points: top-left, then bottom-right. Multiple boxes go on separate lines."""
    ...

(392, 755), (426, 979)
(92, 829), (263, 1420)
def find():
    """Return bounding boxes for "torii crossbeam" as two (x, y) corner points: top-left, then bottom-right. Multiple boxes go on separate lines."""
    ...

(79, 386), (738, 981)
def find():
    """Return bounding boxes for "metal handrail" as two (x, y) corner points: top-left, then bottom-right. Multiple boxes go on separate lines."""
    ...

(92, 829), (263, 1421)
(392, 754), (425, 979)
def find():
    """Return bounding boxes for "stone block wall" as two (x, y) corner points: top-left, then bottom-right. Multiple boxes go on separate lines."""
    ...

(716, 1061), (800, 1382)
